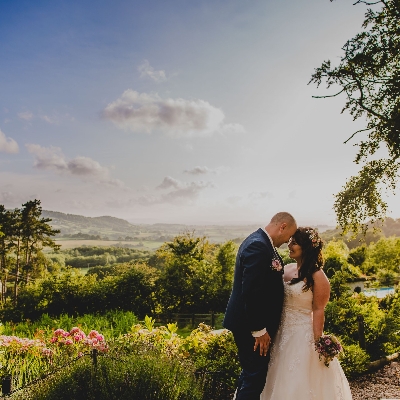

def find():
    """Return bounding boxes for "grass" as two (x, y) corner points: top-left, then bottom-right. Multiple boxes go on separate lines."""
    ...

(10, 349), (204, 400)
(0, 310), (139, 339)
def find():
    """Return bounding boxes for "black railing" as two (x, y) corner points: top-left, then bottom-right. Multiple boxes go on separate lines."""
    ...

(154, 312), (223, 328)
(0, 349), (232, 400)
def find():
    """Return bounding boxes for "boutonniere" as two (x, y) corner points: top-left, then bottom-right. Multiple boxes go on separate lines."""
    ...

(271, 257), (283, 272)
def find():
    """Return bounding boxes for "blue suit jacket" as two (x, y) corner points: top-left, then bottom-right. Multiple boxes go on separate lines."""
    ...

(223, 229), (284, 339)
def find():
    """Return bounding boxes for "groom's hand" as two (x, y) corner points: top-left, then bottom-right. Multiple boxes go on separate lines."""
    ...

(254, 331), (271, 356)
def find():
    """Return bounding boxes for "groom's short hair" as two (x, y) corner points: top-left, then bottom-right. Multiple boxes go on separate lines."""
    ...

(270, 212), (296, 226)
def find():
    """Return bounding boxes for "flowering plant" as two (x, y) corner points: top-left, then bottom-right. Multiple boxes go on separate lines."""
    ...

(50, 327), (108, 357)
(314, 334), (343, 367)
(305, 229), (322, 248)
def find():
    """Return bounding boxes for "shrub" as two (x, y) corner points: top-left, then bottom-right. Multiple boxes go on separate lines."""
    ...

(339, 343), (370, 378)
(12, 351), (203, 400)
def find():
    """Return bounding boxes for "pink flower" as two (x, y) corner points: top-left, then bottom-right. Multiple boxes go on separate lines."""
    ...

(96, 334), (104, 342)
(64, 339), (73, 345)
(88, 330), (99, 339)
(42, 348), (54, 357)
(271, 258), (283, 271)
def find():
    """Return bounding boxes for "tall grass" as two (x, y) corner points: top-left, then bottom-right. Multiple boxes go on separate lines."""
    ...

(0, 310), (138, 339)
(11, 351), (203, 400)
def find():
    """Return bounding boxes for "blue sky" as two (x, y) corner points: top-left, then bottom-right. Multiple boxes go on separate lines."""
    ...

(1, 0), (398, 225)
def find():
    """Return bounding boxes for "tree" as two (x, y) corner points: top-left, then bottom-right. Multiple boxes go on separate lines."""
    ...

(310, 0), (400, 235)
(365, 236), (400, 272)
(348, 245), (367, 267)
(19, 200), (60, 285)
(154, 233), (236, 314)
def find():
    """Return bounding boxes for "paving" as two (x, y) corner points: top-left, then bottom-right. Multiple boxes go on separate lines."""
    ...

(350, 361), (400, 400)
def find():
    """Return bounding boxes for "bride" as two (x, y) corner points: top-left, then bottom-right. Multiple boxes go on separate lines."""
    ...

(260, 227), (353, 399)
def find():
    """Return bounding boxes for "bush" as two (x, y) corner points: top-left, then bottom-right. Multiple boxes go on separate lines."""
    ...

(339, 343), (370, 378)
(12, 352), (203, 400)
(184, 324), (240, 394)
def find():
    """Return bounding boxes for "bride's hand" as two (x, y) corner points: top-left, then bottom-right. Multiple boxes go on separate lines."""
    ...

(254, 331), (271, 356)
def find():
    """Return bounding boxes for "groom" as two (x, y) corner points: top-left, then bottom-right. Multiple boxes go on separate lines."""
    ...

(223, 212), (297, 400)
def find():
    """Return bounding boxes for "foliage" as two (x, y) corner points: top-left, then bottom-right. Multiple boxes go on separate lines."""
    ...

(154, 233), (236, 313)
(323, 240), (352, 278)
(0, 200), (59, 305)
(365, 236), (400, 272)
(348, 245), (367, 268)
(310, 0), (400, 235)
(3, 263), (156, 321)
(0, 310), (138, 340)
(59, 246), (151, 269)
(0, 326), (108, 391)
(339, 343), (370, 378)
(11, 351), (202, 400)
(183, 324), (240, 393)
(325, 286), (393, 360)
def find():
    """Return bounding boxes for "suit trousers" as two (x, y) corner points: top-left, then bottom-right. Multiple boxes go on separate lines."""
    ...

(233, 330), (269, 400)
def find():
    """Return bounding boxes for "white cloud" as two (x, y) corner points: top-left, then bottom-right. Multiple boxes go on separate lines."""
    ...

(157, 176), (181, 190)
(0, 129), (19, 153)
(40, 115), (56, 124)
(102, 89), (245, 137)
(138, 60), (167, 83)
(25, 144), (124, 187)
(18, 111), (34, 121)
(125, 176), (213, 206)
(249, 191), (274, 200)
(184, 166), (214, 175)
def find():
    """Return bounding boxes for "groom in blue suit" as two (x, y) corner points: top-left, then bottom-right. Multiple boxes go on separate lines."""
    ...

(223, 212), (297, 400)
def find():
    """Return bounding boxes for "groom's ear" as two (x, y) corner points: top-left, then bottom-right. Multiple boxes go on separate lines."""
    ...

(280, 222), (287, 232)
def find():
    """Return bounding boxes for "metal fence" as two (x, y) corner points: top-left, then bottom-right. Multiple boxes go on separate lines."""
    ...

(154, 312), (223, 328)
(0, 349), (232, 400)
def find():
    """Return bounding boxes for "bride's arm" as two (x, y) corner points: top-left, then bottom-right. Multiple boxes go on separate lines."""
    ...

(312, 270), (331, 340)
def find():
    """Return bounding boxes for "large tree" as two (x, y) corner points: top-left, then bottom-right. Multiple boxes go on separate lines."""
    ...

(0, 200), (59, 304)
(310, 0), (400, 235)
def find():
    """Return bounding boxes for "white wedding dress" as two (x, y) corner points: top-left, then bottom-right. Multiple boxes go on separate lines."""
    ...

(260, 279), (353, 400)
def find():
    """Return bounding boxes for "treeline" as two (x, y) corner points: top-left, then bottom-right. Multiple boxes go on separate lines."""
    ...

(2, 233), (237, 322)
(51, 246), (151, 268)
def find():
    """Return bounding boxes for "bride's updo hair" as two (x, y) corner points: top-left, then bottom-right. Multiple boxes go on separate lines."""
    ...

(290, 227), (324, 291)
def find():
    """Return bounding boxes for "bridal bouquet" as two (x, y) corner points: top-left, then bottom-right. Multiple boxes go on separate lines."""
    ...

(314, 334), (343, 367)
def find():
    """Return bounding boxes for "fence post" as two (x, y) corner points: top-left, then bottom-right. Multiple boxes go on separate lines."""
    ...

(92, 348), (98, 368)
(191, 313), (195, 327)
(357, 315), (366, 349)
(211, 311), (215, 328)
(2, 375), (11, 396)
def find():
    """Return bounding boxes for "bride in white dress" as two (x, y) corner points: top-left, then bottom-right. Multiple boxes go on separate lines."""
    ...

(261, 227), (353, 400)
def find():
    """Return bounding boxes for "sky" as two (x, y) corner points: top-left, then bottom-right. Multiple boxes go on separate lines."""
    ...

(0, 0), (398, 226)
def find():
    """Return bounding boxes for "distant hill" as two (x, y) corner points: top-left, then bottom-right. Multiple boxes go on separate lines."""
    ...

(43, 211), (137, 234)
(44, 210), (400, 249)
(42, 210), (260, 244)
(320, 217), (400, 249)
